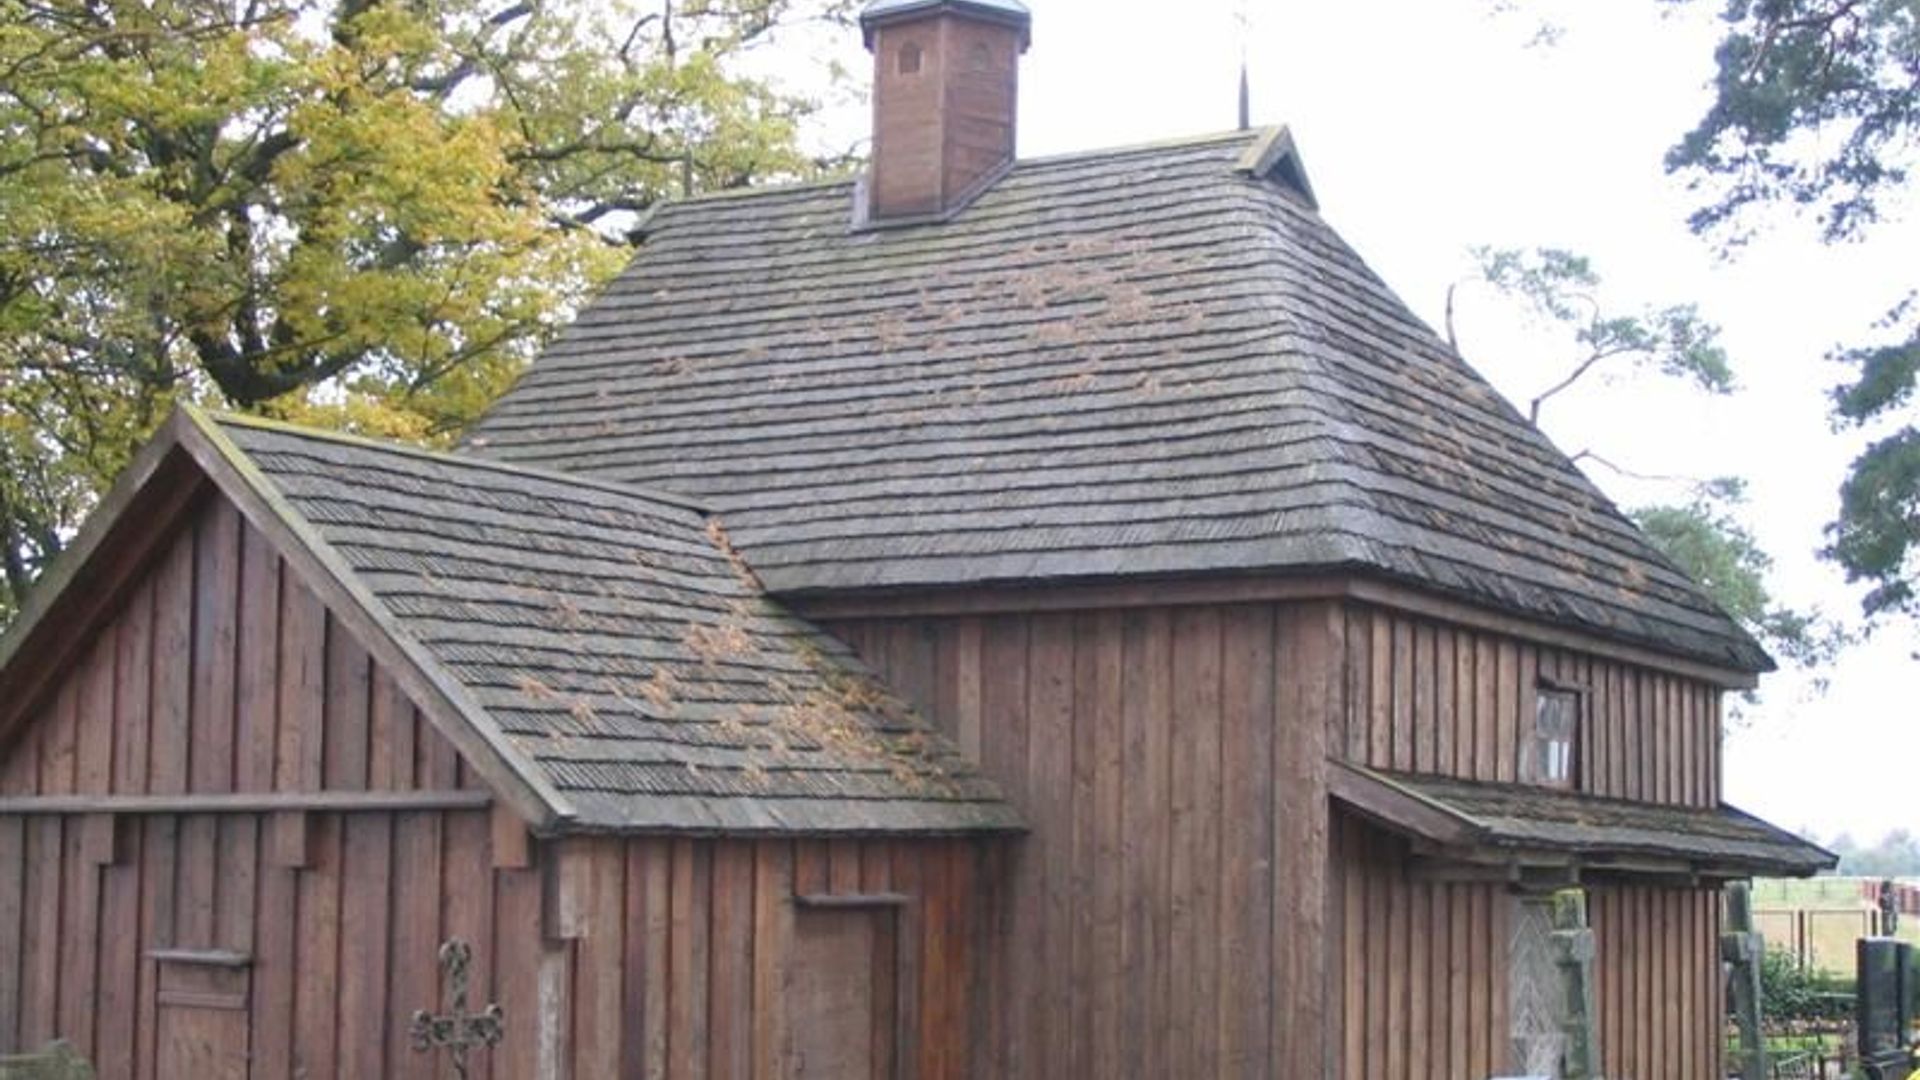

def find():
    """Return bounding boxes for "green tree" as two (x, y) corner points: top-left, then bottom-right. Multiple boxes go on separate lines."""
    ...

(1666, 0), (1920, 622)
(0, 0), (841, 620)
(1830, 828), (1920, 878)
(1454, 246), (1842, 667)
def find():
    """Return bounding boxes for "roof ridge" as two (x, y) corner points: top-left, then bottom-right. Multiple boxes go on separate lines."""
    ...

(648, 126), (1268, 214)
(1010, 126), (1268, 170)
(653, 173), (858, 210)
(208, 411), (714, 515)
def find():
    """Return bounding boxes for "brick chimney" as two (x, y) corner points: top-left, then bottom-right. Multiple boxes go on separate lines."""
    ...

(859, 0), (1031, 222)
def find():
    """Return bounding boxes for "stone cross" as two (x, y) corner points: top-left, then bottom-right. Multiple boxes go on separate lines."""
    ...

(1549, 890), (1602, 1080)
(410, 939), (505, 1080)
(1722, 882), (1768, 1080)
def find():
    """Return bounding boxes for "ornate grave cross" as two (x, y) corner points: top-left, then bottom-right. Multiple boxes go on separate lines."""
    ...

(409, 939), (505, 1080)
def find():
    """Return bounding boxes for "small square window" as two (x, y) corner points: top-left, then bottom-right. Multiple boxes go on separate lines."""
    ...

(1529, 686), (1579, 789)
(898, 41), (922, 75)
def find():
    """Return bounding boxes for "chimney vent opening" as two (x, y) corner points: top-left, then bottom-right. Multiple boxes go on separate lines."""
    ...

(859, 0), (1031, 224)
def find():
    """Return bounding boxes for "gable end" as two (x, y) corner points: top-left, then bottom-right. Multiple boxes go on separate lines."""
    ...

(1236, 124), (1318, 209)
(0, 409), (569, 828)
(0, 491), (488, 805)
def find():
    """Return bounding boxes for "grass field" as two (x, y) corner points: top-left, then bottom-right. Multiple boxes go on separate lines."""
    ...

(1754, 877), (1920, 977)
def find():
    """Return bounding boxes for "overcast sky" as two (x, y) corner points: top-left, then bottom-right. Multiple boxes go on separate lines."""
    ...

(767, 0), (1918, 844)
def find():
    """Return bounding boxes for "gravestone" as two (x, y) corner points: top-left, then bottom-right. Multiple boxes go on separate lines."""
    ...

(1858, 936), (1915, 1080)
(0, 1042), (94, 1080)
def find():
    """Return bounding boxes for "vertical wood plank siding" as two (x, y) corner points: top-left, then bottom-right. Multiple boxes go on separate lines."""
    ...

(828, 602), (1338, 1079)
(0, 808), (993, 1079)
(1592, 884), (1726, 1080)
(1329, 604), (1728, 1079)
(835, 599), (1731, 1080)
(1330, 819), (1728, 1080)
(1339, 605), (1723, 807)
(1330, 812), (1511, 1080)
(0, 500), (997, 1078)
(0, 498), (474, 801)
(0, 487), (1735, 1080)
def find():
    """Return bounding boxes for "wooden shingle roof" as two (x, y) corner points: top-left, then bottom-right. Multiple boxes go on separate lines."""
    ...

(466, 129), (1769, 673)
(1331, 763), (1835, 878)
(209, 413), (1019, 833)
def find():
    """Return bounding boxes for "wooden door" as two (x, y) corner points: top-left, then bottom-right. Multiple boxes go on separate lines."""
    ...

(785, 907), (897, 1080)
(153, 954), (252, 1080)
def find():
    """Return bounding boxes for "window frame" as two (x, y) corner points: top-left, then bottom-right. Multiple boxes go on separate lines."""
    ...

(1527, 679), (1583, 790)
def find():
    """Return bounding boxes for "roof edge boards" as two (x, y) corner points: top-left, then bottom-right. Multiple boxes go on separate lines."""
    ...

(176, 407), (578, 830)
(1333, 762), (1837, 878)
(0, 414), (211, 742)
(1721, 801), (1841, 869)
(786, 572), (1763, 689)
(0, 412), (188, 676)
(1236, 124), (1319, 210)
(1328, 759), (1487, 847)
(530, 819), (1028, 841)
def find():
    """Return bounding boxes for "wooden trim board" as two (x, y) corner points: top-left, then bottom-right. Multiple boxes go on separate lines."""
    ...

(0, 791), (493, 816)
(794, 576), (1760, 689)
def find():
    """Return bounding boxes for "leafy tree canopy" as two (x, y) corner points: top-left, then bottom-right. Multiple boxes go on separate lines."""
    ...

(1666, 0), (1920, 623)
(1455, 245), (1735, 423)
(1457, 246), (1845, 669)
(1826, 828), (1920, 878)
(0, 0), (843, 621)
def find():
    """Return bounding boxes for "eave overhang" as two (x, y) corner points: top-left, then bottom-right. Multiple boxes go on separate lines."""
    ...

(0, 407), (1022, 839)
(1328, 760), (1837, 882)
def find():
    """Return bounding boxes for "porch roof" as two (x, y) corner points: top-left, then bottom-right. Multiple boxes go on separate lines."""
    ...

(1329, 761), (1836, 880)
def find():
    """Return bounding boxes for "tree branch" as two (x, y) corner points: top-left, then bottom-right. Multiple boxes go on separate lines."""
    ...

(1567, 449), (1700, 488)
(1528, 343), (1639, 423)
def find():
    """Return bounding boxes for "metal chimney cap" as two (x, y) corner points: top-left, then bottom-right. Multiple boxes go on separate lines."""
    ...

(859, 0), (1032, 49)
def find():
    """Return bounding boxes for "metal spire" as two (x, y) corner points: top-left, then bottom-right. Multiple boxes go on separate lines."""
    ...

(1234, 0), (1252, 131)
(1238, 65), (1251, 132)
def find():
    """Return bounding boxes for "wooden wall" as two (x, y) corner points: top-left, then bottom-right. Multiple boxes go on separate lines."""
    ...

(0, 804), (992, 1079)
(1339, 604), (1723, 807)
(0, 484), (1737, 1079)
(1334, 603), (1728, 1076)
(563, 836), (995, 1080)
(0, 490), (997, 1079)
(838, 598), (1735, 1080)
(1331, 813), (1727, 1080)
(826, 601), (1339, 1080)
(1330, 811), (1509, 1080)
(1591, 884), (1725, 1080)
(0, 495), (477, 800)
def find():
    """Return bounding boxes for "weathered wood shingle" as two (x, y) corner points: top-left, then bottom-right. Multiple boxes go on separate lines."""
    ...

(467, 129), (1769, 672)
(1347, 765), (1835, 877)
(218, 416), (1019, 834)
